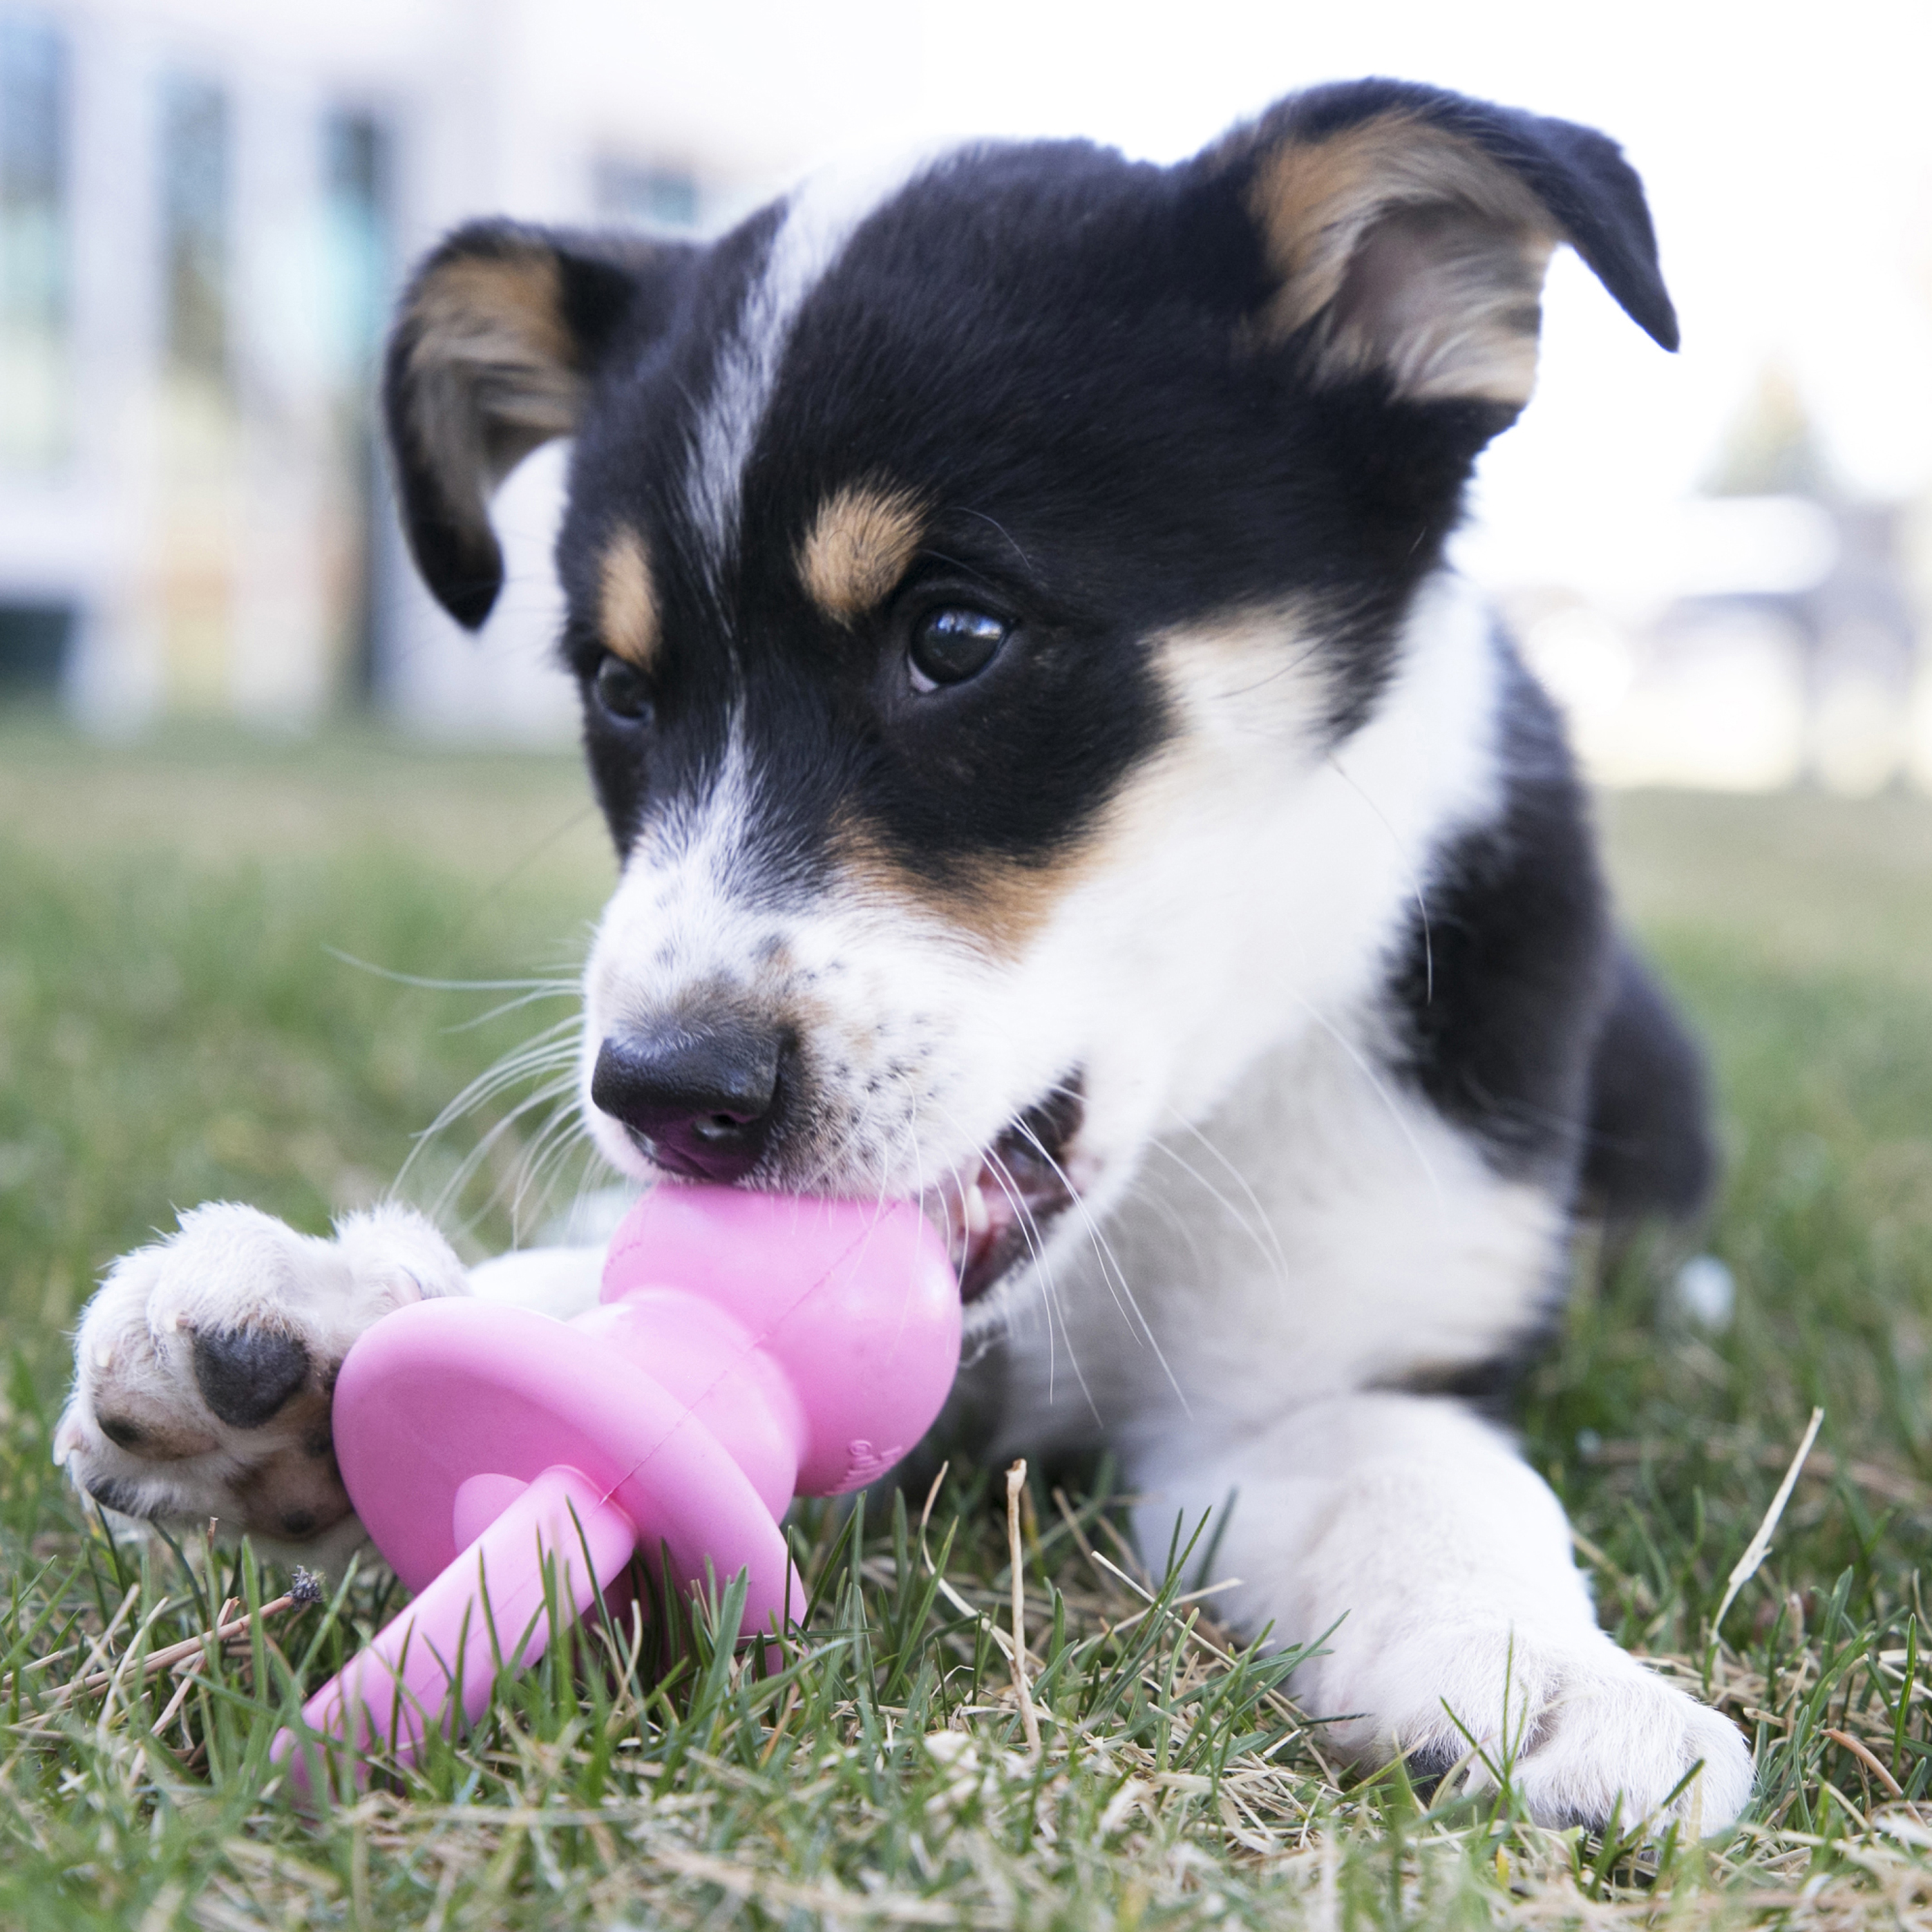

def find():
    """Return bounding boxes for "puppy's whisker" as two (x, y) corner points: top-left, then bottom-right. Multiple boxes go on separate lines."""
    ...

(905, 1084), (1092, 1416)
(321, 953), (578, 998)
(509, 1094), (605, 1240)
(1323, 750), (1435, 1007)
(974, 1137), (1060, 1397)
(422, 1027), (582, 1095)
(1265, 978), (1446, 1208)
(1152, 1114), (1293, 1296)
(399, 1043), (585, 1193)
(1010, 1118), (1187, 1416)
(421, 1072), (583, 1233)
(890, 1106), (934, 1340)
(1142, 1137), (1278, 1274)
(503, 1108), (595, 1240)
(422, 1040), (582, 1116)
(978, 1145), (1074, 1408)
(972, 1135), (1095, 1420)
(442, 997), (582, 1037)
(547, 1137), (629, 1247)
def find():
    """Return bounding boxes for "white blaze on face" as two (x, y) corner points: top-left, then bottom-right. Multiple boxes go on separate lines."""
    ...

(683, 142), (957, 583)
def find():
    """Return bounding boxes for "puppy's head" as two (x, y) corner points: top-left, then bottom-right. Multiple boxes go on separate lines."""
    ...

(384, 80), (1672, 1314)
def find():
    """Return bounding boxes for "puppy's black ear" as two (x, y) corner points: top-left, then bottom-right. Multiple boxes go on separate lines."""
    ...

(1190, 80), (1674, 417)
(384, 221), (692, 629)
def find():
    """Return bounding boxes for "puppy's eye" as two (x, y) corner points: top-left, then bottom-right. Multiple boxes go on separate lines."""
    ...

(909, 607), (1009, 690)
(593, 655), (652, 723)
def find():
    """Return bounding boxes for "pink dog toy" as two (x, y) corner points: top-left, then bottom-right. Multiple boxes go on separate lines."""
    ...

(270, 1185), (959, 1790)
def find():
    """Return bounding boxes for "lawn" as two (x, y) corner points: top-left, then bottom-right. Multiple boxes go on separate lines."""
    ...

(5, 719), (1932, 1929)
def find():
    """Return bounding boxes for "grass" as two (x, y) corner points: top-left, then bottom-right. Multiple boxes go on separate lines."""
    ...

(7, 720), (1932, 1925)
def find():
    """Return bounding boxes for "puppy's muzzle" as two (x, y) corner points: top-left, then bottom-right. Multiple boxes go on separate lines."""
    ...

(592, 1014), (789, 1184)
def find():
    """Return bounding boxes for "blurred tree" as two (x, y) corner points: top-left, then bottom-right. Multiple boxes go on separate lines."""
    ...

(1705, 361), (1833, 499)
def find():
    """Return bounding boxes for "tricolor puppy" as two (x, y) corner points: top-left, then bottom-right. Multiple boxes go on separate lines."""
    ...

(58, 80), (1752, 1829)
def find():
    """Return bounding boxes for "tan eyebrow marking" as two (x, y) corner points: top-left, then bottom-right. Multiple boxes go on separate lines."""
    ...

(797, 482), (926, 625)
(599, 526), (659, 667)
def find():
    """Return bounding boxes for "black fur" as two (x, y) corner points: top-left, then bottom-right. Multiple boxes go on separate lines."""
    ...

(384, 77), (1713, 1239)
(1383, 645), (1713, 1231)
(1386, 648), (1612, 1193)
(1580, 943), (1717, 1227)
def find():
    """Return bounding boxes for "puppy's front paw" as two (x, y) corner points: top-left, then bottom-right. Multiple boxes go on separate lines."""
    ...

(1328, 1622), (1752, 1834)
(55, 1202), (466, 1547)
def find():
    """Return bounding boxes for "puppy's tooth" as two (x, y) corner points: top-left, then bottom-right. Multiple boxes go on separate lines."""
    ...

(965, 1183), (992, 1236)
(94, 1343), (115, 1368)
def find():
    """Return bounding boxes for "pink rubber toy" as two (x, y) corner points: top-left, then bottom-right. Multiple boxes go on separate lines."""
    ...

(270, 1185), (959, 1790)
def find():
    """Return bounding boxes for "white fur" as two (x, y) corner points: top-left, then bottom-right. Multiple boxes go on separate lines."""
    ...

(686, 145), (950, 575)
(58, 571), (1754, 1833)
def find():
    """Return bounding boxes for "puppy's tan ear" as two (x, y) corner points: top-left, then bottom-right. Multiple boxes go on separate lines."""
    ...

(1193, 80), (1675, 414)
(384, 221), (692, 629)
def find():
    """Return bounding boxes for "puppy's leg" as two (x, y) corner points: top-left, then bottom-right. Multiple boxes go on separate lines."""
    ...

(1135, 1392), (1752, 1833)
(56, 1203), (605, 1554)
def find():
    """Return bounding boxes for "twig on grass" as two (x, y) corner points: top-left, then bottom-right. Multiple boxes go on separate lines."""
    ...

(1005, 1461), (1041, 1757)
(1824, 1727), (1906, 1800)
(1050, 1486), (1110, 1591)
(1710, 1406), (1824, 1640)
(33, 1572), (321, 1712)
(1584, 1424), (1918, 1509)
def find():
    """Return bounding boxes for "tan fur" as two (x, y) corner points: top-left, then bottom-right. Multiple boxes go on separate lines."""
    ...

(404, 250), (583, 500)
(829, 812), (1081, 959)
(797, 483), (926, 624)
(1151, 603), (1334, 750)
(229, 1388), (352, 1539)
(600, 526), (659, 667)
(1247, 114), (1557, 406)
(829, 605), (1330, 959)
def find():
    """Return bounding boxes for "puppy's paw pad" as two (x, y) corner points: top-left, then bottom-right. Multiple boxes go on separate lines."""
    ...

(191, 1325), (312, 1428)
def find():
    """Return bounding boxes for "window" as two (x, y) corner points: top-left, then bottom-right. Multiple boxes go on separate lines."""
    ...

(323, 110), (391, 379)
(594, 158), (700, 233)
(321, 108), (395, 699)
(0, 10), (70, 469)
(0, 600), (73, 696)
(159, 74), (228, 384)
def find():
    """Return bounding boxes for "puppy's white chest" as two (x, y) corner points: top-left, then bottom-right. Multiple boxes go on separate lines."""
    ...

(982, 1018), (1564, 1462)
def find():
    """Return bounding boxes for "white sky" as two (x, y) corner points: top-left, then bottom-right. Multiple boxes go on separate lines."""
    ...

(849, 0), (1932, 571)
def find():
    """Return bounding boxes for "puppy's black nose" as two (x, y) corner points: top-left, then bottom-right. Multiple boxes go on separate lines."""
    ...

(591, 1018), (786, 1184)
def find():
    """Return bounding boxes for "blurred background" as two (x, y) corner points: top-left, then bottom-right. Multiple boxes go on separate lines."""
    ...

(3, 0), (1929, 786)
(10, 17), (1932, 1904)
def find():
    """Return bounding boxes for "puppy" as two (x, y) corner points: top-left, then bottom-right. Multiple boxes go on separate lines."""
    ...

(57, 78), (1752, 1830)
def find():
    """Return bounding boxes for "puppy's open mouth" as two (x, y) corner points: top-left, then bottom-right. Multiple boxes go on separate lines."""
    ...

(923, 1077), (1084, 1304)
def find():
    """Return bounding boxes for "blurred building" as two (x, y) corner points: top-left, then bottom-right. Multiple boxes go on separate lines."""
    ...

(7, 5), (1929, 786)
(1501, 367), (1931, 796)
(0, 0), (904, 735)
